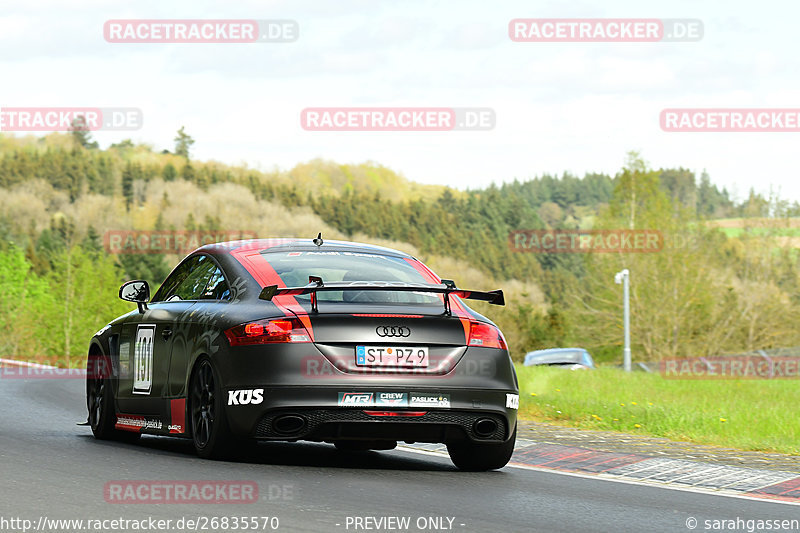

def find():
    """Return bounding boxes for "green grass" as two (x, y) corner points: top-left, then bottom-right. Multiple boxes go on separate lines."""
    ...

(717, 227), (800, 238)
(515, 364), (800, 455)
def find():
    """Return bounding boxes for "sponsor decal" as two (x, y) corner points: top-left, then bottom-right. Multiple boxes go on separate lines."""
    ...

(506, 393), (519, 409)
(115, 415), (162, 431)
(376, 392), (408, 407)
(337, 392), (451, 408)
(132, 325), (155, 395)
(409, 393), (451, 408)
(338, 392), (375, 407)
(227, 389), (264, 405)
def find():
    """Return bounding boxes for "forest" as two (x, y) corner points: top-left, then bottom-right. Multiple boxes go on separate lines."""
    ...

(2, 131), (799, 366)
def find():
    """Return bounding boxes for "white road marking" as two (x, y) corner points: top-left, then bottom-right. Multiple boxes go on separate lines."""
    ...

(0, 358), (58, 369)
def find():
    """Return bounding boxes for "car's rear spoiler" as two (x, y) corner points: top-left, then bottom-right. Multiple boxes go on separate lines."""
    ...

(258, 276), (504, 314)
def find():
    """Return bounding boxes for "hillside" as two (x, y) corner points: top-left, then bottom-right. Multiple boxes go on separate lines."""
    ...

(2, 134), (800, 365)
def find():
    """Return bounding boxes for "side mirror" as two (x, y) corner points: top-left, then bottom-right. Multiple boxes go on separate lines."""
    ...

(119, 280), (150, 313)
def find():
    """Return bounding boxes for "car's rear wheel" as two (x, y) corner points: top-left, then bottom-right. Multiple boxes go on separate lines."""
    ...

(447, 425), (516, 471)
(190, 358), (235, 459)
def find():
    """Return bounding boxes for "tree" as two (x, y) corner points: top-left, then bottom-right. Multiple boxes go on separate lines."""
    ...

(110, 139), (135, 150)
(121, 162), (135, 211)
(162, 162), (177, 181)
(46, 247), (130, 361)
(70, 116), (98, 149)
(0, 246), (54, 357)
(537, 202), (563, 227)
(180, 162), (196, 182)
(565, 153), (717, 362)
(174, 126), (195, 159)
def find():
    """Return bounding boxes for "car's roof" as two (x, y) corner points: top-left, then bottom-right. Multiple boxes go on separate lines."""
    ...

(523, 348), (592, 366)
(524, 348), (589, 356)
(198, 238), (413, 258)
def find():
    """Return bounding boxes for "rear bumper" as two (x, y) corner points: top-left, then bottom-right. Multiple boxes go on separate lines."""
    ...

(216, 344), (518, 445)
(254, 407), (510, 444)
(224, 385), (518, 445)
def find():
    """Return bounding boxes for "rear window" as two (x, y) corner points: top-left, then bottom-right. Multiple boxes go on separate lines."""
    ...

(261, 250), (441, 305)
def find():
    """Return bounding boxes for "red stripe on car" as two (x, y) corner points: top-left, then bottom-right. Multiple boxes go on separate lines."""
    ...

(170, 398), (186, 433)
(403, 258), (472, 343)
(230, 249), (315, 340)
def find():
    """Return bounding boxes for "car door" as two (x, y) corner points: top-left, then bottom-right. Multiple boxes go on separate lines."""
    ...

(116, 255), (211, 415)
(165, 255), (232, 397)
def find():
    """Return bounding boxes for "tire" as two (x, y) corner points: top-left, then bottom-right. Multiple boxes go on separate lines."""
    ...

(189, 358), (235, 459)
(447, 425), (516, 471)
(86, 354), (140, 443)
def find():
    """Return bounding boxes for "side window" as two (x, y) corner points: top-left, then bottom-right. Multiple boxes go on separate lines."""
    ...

(171, 256), (218, 301)
(151, 256), (202, 302)
(200, 268), (231, 300)
(152, 255), (230, 302)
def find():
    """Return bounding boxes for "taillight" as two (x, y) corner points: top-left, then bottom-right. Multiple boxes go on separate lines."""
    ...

(467, 320), (507, 350)
(224, 317), (311, 346)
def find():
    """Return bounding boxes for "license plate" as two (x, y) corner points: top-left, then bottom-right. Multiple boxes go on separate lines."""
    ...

(356, 346), (429, 367)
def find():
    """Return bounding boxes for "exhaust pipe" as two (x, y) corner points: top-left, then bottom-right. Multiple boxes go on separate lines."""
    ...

(473, 418), (498, 438)
(272, 414), (307, 435)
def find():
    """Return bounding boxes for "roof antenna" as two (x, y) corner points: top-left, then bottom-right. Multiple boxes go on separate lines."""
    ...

(312, 232), (324, 247)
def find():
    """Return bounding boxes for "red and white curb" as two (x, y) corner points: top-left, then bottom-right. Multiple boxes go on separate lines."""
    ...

(0, 358), (58, 369)
(400, 439), (800, 504)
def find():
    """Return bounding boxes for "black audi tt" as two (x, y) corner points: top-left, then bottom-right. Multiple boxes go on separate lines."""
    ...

(86, 237), (519, 470)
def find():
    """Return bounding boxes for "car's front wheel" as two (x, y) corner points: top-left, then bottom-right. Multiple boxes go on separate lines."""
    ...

(86, 354), (139, 442)
(447, 425), (516, 471)
(190, 358), (235, 459)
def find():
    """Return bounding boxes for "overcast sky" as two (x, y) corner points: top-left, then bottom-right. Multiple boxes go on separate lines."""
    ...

(1, 0), (799, 202)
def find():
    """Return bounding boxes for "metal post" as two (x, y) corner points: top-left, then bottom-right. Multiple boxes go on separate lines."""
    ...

(615, 269), (631, 372)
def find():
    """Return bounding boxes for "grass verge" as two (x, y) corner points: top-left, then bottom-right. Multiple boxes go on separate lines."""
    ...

(515, 364), (800, 455)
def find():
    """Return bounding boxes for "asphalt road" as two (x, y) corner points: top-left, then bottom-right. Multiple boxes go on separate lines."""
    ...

(1, 376), (797, 533)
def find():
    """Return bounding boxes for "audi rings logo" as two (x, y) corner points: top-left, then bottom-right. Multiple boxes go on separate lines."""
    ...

(376, 326), (411, 338)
